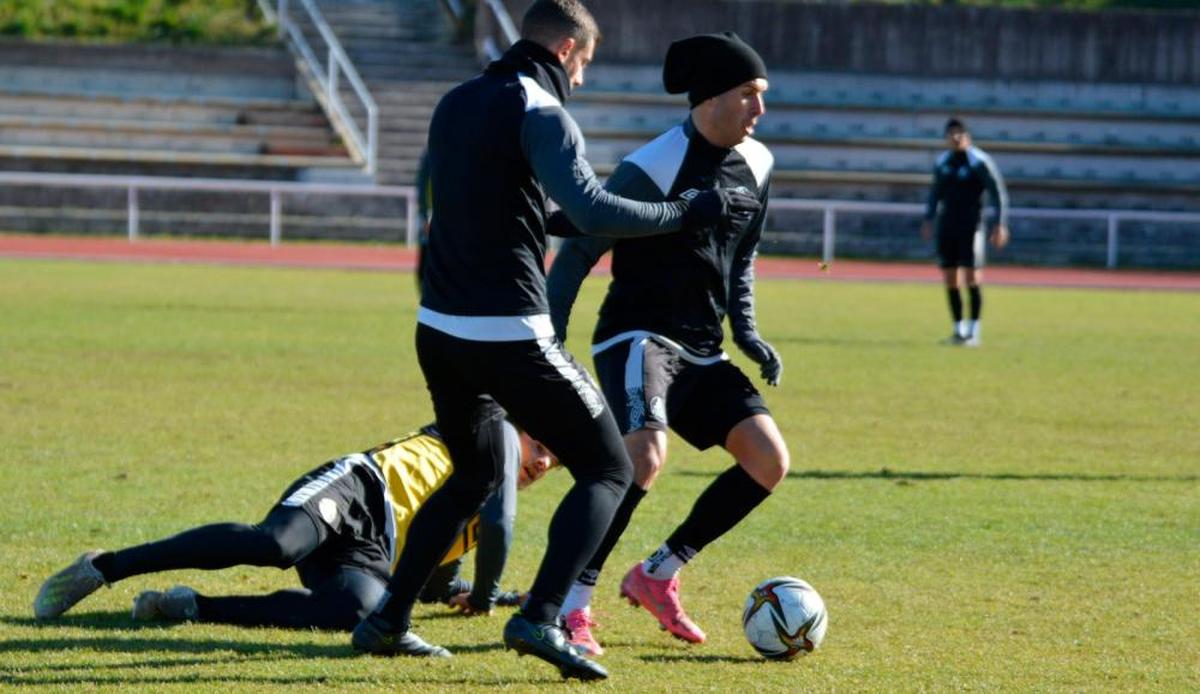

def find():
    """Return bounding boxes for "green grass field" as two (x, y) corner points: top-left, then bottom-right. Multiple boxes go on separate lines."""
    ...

(1, 258), (1197, 692)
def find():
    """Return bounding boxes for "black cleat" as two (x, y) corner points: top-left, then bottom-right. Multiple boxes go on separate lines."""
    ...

(503, 613), (608, 680)
(351, 614), (451, 658)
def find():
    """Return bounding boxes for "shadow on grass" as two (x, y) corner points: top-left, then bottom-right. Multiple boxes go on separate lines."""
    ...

(638, 653), (762, 664)
(0, 627), (556, 687)
(678, 470), (1199, 483)
(790, 468), (1199, 483)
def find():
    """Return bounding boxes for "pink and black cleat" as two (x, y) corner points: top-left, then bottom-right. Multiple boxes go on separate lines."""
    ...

(618, 563), (706, 644)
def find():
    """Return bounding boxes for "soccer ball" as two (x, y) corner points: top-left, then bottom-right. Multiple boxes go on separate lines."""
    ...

(742, 576), (828, 660)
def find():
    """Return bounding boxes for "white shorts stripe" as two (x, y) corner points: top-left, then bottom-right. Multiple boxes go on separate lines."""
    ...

(624, 336), (650, 430)
(537, 337), (606, 419)
(281, 454), (368, 508)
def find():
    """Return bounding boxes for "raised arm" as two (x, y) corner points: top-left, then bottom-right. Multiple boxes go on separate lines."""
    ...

(546, 161), (666, 341)
(521, 106), (758, 238)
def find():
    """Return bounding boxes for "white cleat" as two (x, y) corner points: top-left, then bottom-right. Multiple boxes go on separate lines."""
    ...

(33, 550), (108, 619)
(132, 585), (198, 621)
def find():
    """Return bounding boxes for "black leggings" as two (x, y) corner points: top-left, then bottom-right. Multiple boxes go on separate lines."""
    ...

(375, 326), (631, 628)
(94, 508), (387, 631)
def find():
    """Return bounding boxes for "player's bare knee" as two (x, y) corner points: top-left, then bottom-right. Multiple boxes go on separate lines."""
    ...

(625, 429), (666, 489)
(745, 447), (789, 490)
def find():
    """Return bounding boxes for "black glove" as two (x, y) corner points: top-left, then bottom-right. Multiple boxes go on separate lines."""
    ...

(680, 187), (761, 231)
(737, 335), (783, 386)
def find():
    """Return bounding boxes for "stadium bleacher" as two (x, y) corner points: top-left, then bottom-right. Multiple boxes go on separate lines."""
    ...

(573, 65), (1200, 204)
(0, 0), (1195, 266)
(0, 41), (352, 176)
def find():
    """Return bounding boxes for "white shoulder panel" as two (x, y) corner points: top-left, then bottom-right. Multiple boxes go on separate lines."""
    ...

(966, 146), (993, 168)
(734, 137), (774, 188)
(936, 150), (952, 166)
(518, 74), (562, 112)
(623, 125), (690, 196)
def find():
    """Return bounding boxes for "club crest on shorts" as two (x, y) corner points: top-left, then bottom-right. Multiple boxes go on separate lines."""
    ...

(649, 396), (667, 423)
(318, 497), (340, 526)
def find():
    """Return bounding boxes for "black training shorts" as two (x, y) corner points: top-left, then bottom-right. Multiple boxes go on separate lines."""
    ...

(276, 454), (393, 586)
(937, 220), (985, 269)
(592, 332), (769, 451)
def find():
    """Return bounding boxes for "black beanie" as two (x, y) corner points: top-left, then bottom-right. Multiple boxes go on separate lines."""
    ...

(663, 32), (767, 107)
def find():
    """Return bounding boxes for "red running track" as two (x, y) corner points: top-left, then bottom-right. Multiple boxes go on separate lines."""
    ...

(2, 233), (1198, 292)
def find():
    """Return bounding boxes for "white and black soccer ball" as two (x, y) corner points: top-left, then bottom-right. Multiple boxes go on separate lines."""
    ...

(742, 576), (828, 660)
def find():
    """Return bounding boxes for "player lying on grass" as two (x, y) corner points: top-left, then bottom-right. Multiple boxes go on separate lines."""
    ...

(34, 421), (556, 630)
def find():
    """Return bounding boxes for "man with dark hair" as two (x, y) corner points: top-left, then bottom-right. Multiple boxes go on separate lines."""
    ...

(349, 0), (759, 681)
(520, 0), (600, 47)
(33, 422), (556, 630)
(920, 117), (1009, 347)
(546, 32), (788, 656)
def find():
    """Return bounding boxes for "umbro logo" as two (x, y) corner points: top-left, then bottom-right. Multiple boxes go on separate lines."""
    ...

(681, 186), (751, 200)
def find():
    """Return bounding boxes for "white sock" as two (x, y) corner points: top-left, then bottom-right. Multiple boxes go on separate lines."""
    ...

(642, 543), (686, 579)
(559, 581), (594, 617)
(955, 320), (968, 338)
(968, 320), (980, 338)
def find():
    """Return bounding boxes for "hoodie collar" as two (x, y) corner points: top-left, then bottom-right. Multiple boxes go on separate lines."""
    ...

(683, 116), (732, 161)
(487, 39), (572, 103)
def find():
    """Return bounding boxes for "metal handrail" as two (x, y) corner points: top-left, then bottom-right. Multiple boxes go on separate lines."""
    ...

(478, 0), (519, 61)
(769, 198), (1200, 269)
(0, 171), (417, 247)
(272, 0), (379, 175)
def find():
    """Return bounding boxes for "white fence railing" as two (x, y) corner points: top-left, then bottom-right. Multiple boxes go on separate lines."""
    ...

(273, 0), (379, 175)
(0, 172), (417, 246)
(769, 199), (1200, 269)
(4, 172), (1197, 268)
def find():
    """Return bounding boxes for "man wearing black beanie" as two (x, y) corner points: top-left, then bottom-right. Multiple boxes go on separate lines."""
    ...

(547, 32), (789, 655)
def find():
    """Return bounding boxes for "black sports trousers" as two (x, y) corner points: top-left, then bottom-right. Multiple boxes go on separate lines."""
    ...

(379, 324), (632, 626)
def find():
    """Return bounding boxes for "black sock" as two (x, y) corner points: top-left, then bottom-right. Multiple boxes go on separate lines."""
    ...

(947, 288), (963, 323)
(665, 465), (771, 557)
(968, 285), (982, 321)
(578, 484), (648, 586)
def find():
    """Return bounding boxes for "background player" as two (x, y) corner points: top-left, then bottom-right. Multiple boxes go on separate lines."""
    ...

(33, 421), (554, 631)
(920, 117), (1010, 347)
(545, 32), (789, 656)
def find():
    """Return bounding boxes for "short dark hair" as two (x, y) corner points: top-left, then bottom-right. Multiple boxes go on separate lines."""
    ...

(520, 0), (601, 49)
(944, 117), (968, 134)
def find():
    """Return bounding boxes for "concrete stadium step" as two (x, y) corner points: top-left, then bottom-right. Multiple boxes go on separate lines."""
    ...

(0, 41), (293, 77)
(0, 114), (335, 142)
(0, 129), (346, 159)
(569, 101), (1200, 152)
(0, 144), (356, 170)
(0, 66), (298, 103)
(299, 0), (473, 183)
(0, 92), (323, 130)
(581, 65), (1200, 118)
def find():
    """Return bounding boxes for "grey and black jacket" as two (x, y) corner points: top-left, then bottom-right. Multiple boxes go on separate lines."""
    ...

(418, 40), (691, 342)
(924, 146), (1009, 233)
(547, 117), (774, 358)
